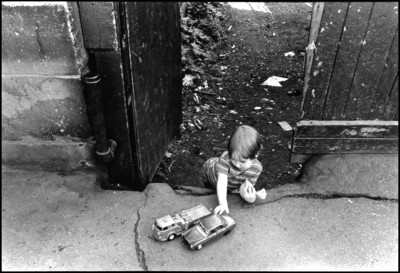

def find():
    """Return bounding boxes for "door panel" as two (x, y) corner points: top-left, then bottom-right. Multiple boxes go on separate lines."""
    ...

(122, 2), (182, 189)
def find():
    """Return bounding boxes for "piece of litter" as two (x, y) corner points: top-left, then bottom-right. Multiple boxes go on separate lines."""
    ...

(193, 93), (200, 104)
(277, 121), (293, 131)
(231, 45), (235, 49)
(201, 104), (210, 110)
(254, 106), (262, 110)
(183, 74), (196, 87)
(220, 66), (228, 70)
(228, 25), (232, 31)
(193, 118), (203, 130)
(229, 110), (238, 114)
(348, 199), (353, 204)
(260, 76), (288, 87)
(284, 51), (295, 57)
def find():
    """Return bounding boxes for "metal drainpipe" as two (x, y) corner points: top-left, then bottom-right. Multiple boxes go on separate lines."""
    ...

(82, 54), (117, 163)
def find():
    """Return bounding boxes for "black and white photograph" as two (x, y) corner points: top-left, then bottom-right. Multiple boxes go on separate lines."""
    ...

(2, 1), (398, 271)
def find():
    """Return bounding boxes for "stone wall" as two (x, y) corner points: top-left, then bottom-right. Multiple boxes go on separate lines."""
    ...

(1, 2), (94, 170)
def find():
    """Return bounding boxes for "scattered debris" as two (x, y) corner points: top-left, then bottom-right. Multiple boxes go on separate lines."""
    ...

(254, 106), (262, 110)
(260, 76), (288, 87)
(193, 117), (205, 130)
(183, 74), (197, 87)
(261, 98), (275, 103)
(284, 51), (296, 57)
(277, 121), (293, 131)
(287, 89), (302, 96)
(193, 93), (200, 104)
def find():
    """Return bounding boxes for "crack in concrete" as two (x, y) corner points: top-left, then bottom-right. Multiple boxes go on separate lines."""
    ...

(134, 191), (149, 271)
(258, 193), (398, 205)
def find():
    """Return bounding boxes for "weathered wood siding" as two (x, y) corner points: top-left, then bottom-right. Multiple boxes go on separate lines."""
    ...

(124, 2), (182, 189)
(302, 2), (398, 121)
(290, 120), (398, 163)
(78, 2), (182, 190)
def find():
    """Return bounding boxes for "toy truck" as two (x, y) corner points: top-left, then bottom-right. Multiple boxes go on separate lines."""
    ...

(152, 204), (212, 241)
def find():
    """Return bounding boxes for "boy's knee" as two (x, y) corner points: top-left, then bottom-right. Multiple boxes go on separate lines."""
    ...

(200, 174), (214, 189)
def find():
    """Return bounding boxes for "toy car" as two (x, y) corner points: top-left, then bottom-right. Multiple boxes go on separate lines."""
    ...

(182, 213), (236, 250)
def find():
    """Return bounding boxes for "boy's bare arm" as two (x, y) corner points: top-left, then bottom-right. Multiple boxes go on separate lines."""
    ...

(214, 173), (229, 214)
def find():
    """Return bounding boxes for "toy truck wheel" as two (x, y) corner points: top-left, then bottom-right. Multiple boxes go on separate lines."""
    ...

(168, 234), (175, 241)
(196, 244), (203, 250)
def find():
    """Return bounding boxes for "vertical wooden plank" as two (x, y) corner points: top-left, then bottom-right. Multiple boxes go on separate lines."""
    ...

(322, 2), (374, 120)
(369, 28), (399, 119)
(344, 2), (398, 119)
(78, 2), (119, 50)
(383, 76), (399, 120)
(304, 2), (349, 120)
(125, 2), (182, 188)
(301, 2), (325, 119)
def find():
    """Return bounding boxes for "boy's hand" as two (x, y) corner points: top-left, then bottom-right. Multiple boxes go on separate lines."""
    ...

(214, 203), (229, 214)
(240, 180), (256, 203)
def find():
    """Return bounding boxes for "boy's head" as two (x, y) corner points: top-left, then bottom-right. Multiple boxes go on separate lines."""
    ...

(228, 125), (261, 161)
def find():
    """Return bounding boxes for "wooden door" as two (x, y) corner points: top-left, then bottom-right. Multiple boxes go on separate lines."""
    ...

(291, 2), (398, 164)
(301, 2), (398, 120)
(120, 2), (182, 190)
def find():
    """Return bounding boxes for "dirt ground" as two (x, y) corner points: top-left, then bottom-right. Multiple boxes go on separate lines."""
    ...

(153, 2), (313, 191)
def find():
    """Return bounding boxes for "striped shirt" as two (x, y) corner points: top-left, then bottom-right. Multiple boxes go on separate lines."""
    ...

(203, 151), (263, 191)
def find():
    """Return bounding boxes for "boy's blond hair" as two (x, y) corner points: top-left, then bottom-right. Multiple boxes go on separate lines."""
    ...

(228, 125), (261, 160)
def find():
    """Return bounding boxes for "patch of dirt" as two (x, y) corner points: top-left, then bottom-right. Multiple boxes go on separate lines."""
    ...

(152, 2), (313, 191)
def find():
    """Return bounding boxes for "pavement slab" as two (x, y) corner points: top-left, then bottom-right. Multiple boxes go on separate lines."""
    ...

(140, 183), (398, 271)
(296, 154), (399, 199)
(2, 152), (398, 271)
(1, 166), (146, 271)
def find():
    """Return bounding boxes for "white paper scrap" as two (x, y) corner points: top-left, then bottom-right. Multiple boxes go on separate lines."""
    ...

(277, 121), (293, 131)
(260, 76), (288, 87)
(284, 51), (295, 57)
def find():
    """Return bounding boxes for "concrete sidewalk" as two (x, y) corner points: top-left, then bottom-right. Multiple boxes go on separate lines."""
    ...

(2, 154), (398, 271)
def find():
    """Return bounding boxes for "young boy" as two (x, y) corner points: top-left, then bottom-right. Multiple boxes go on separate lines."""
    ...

(202, 125), (266, 214)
